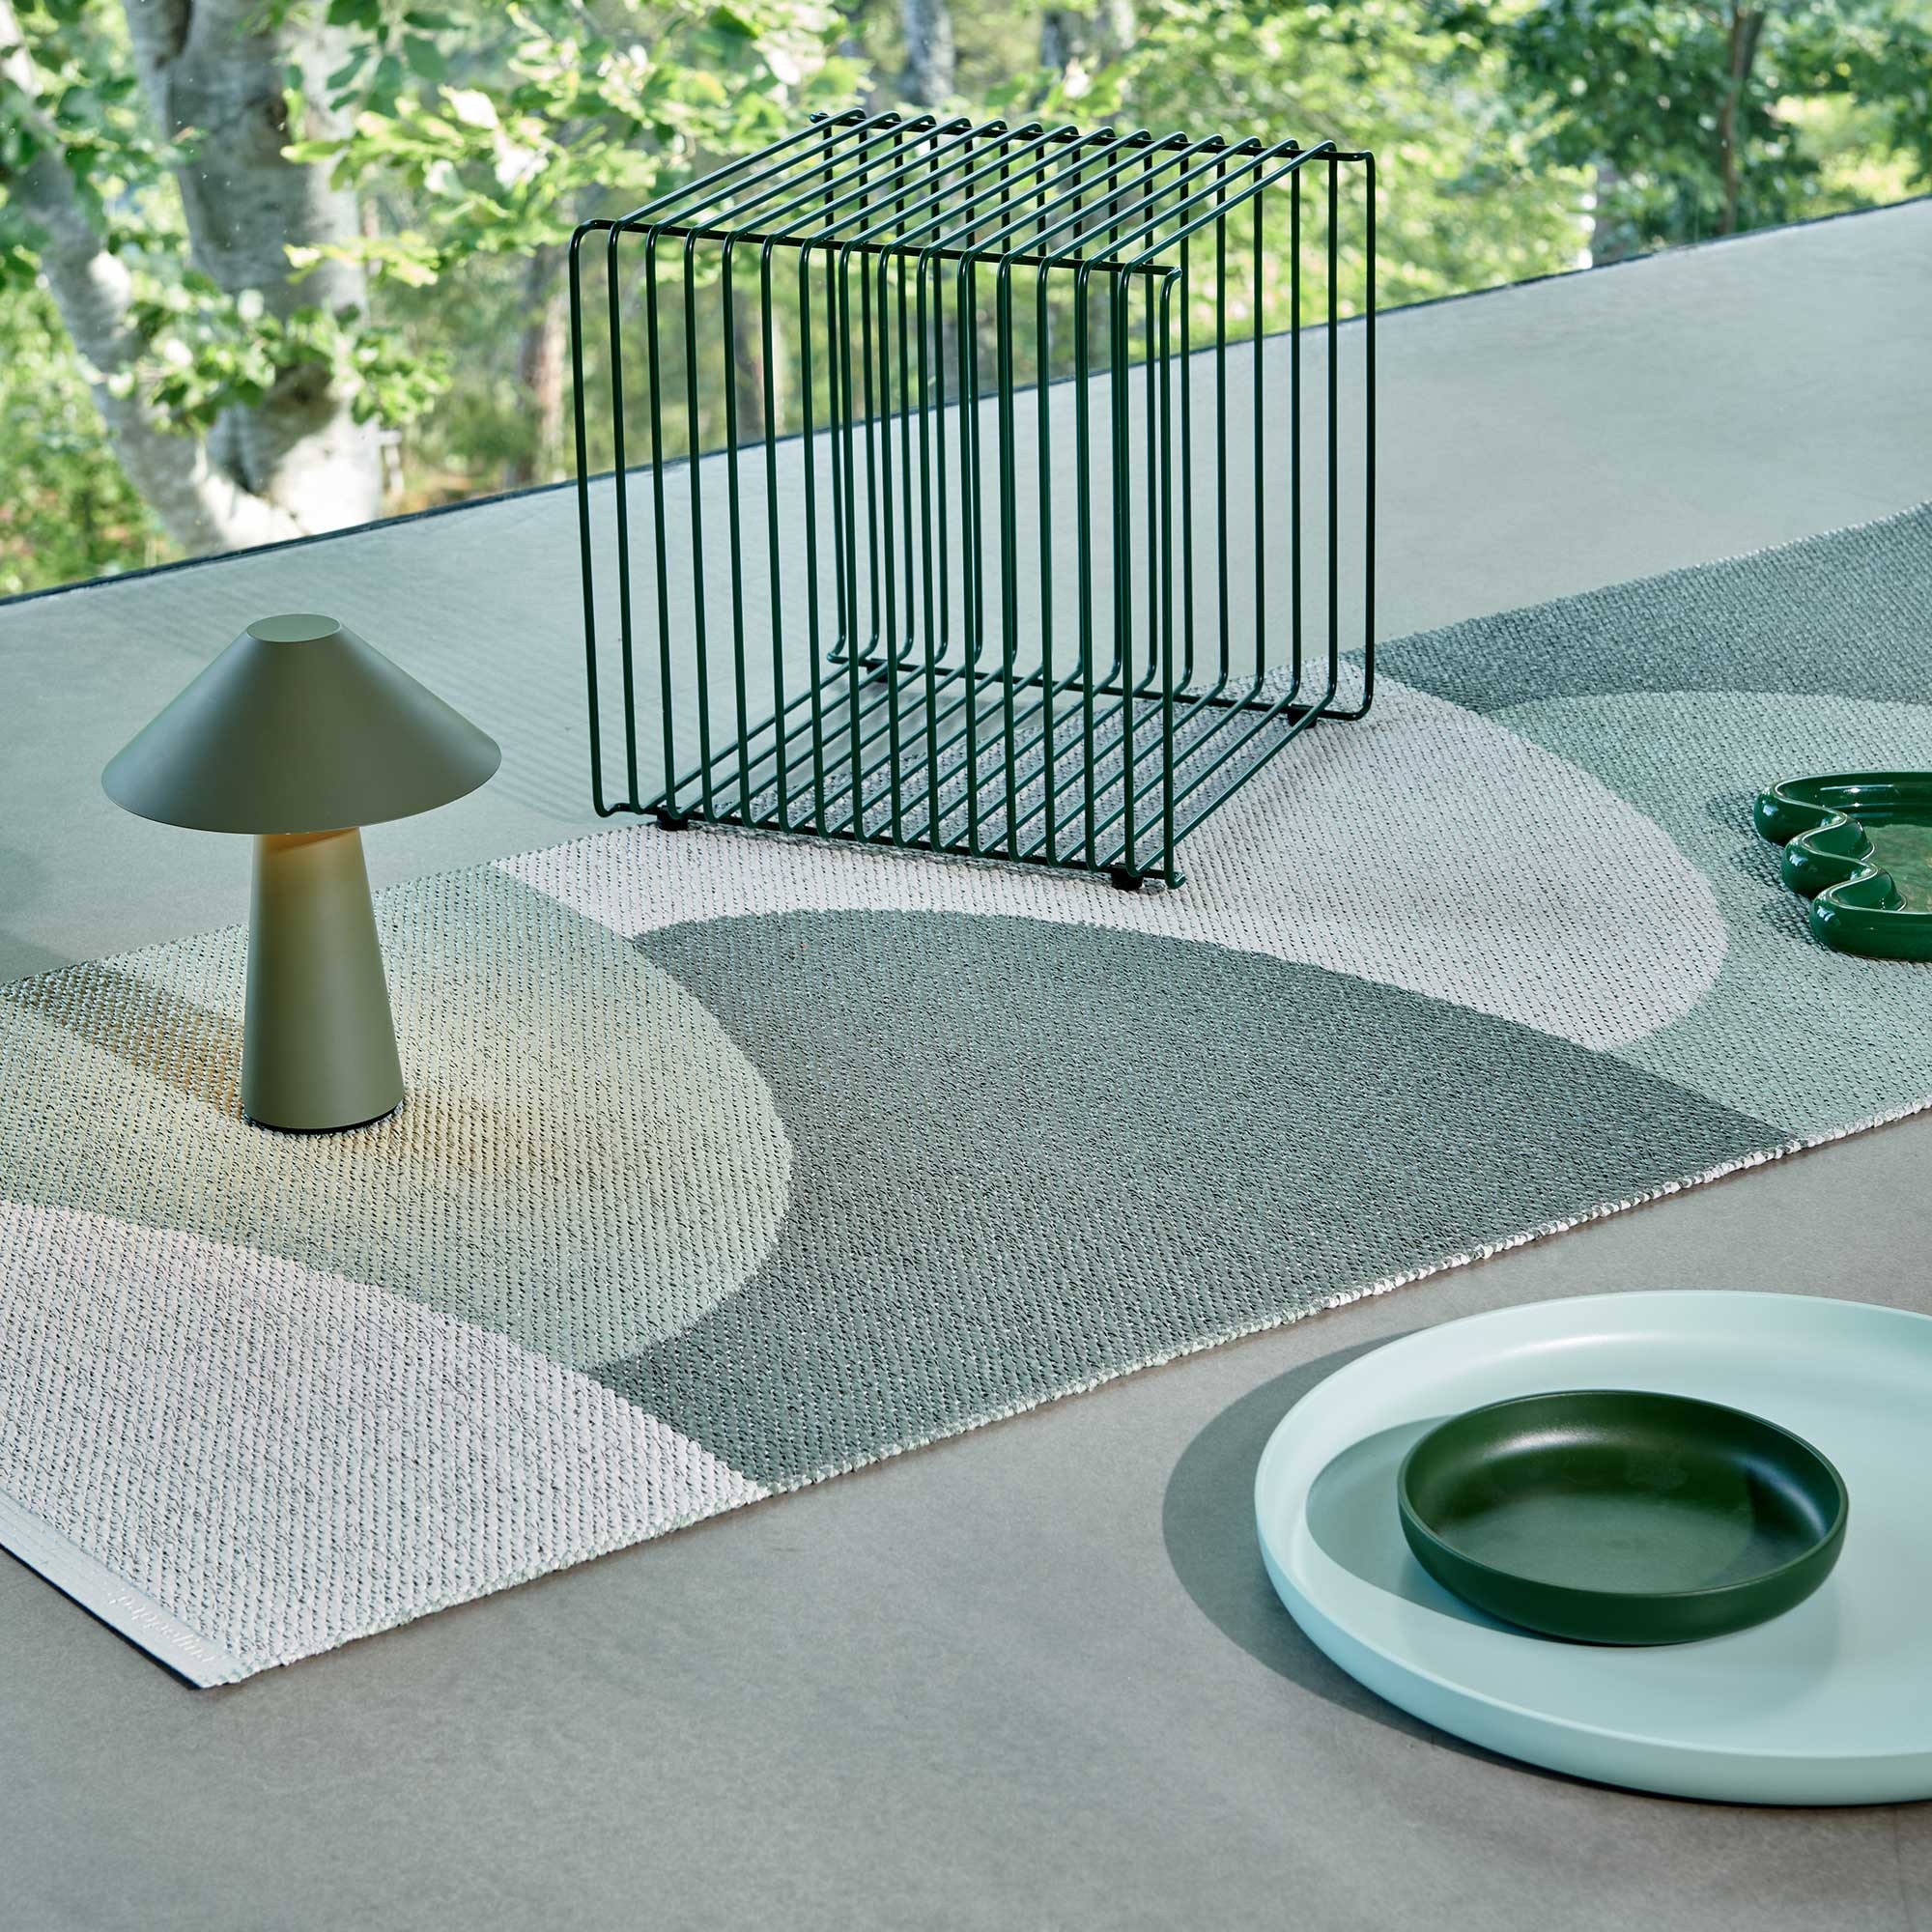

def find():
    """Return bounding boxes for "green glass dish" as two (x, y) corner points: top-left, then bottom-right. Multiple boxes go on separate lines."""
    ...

(1755, 772), (1932, 960)
(1397, 1390), (1849, 1646)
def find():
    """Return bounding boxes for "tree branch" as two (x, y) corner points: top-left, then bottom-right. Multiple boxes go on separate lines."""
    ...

(0, 1), (303, 552)
(1717, 4), (1766, 235)
(123, 0), (382, 526)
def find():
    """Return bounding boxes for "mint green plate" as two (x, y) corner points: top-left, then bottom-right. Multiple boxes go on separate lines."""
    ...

(1755, 772), (1932, 960)
(1255, 1292), (1932, 1804)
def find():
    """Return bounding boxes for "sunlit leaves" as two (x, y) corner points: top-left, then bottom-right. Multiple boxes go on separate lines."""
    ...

(1062, 0), (1592, 308)
(0, 281), (165, 589)
(115, 269), (447, 431)
(1440, 0), (1932, 253)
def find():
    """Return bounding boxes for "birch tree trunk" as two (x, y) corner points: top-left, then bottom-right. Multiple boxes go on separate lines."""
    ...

(0, 0), (383, 554)
(504, 243), (567, 489)
(900, 0), (955, 105)
(1588, 160), (1625, 265)
(1040, 1), (1135, 87)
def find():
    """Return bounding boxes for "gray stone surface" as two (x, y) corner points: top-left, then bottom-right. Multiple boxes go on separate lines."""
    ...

(3, 202), (1931, 1929)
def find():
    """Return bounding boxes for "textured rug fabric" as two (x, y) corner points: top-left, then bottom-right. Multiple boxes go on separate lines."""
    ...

(4, 506), (1930, 1681)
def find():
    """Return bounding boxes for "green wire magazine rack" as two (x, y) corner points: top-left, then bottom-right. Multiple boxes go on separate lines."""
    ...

(570, 109), (1376, 889)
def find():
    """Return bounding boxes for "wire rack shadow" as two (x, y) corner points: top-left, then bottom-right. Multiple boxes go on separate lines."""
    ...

(570, 108), (1376, 889)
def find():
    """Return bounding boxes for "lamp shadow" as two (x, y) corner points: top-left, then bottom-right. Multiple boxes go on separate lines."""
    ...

(1159, 1333), (1546, 1774)
(0, 843), (70, 983)
(2, 961), (242, 1112)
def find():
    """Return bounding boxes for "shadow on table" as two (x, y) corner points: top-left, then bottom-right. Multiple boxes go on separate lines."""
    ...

(1160, 1333), (1543, 1774)
(0, 842), (72, 983)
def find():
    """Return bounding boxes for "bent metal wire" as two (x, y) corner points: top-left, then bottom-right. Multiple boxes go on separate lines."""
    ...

(570, 110), (1375, 890)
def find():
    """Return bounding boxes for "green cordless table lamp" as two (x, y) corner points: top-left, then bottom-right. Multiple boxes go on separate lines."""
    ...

(103, 613), (499, 1132)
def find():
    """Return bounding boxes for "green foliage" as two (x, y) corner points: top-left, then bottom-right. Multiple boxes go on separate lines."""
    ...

(120, 272), (446, 429)
(1443, 0), (1932, 255)
(0, 0), (1927, 591)
(1066, 0), (1592, 310)
(0, 1), (165, 231)
(281, 0), (866, 283)
(0, 0), (452, 441)
(0, 282), (169, 595)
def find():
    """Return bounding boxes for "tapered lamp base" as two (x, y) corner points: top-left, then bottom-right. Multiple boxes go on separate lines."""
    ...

(242, 829), (404, 1132)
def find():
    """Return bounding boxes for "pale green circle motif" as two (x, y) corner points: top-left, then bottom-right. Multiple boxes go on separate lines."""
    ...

(0, 868), (792, 1369)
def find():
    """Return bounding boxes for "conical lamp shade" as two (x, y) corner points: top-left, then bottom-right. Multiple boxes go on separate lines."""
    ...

(103, 613), (500, 834)
(100, 614), (495, 835)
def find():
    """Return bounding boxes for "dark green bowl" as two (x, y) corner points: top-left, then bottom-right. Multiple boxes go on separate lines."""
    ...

(1755, 771), (1932, 959)
(1397, 1391), (1849, 1646)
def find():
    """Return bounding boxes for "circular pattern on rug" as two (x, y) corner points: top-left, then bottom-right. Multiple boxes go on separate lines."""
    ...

(604, 908), (1776, 1488)
(0, 870), (792, 1368)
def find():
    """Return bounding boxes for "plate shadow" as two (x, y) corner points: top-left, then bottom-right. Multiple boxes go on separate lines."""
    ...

(1160, 1333), (1546, 1774)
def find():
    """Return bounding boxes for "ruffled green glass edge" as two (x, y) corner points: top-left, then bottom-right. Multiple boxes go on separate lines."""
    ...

(1754, 772), (1932, 961)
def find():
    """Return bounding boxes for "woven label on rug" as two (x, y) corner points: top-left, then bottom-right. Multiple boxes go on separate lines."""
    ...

(4, 505), (1930, 1681)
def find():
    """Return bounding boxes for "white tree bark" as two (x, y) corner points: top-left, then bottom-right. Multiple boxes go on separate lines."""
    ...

(1587, 160), (1626, 267)
(0, 0), (383, 554)
(900, 0), (955, 105)
(1042, 0), (1136, 81)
